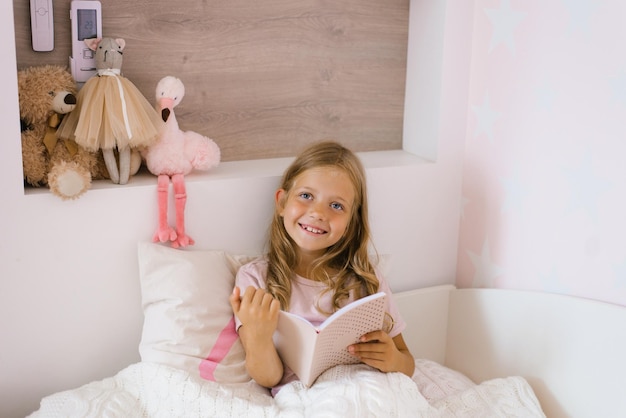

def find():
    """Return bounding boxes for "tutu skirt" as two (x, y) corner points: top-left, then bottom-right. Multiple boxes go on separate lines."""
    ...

(57, 73), (162, 152)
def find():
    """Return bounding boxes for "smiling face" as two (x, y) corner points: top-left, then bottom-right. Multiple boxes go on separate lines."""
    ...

(276, 166), (356, 265)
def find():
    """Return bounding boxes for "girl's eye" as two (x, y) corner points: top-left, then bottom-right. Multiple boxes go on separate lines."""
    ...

(331, 202), (344, 211)
(299, 192), (312, 200)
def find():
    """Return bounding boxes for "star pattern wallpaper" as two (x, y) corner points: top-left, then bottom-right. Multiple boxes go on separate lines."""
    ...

(456, 0), (626, 306)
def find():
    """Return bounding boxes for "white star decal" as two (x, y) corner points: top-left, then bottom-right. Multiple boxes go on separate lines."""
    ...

(609, 72), (626, 106)
(499, 169), (529, 213)
(562, 0), (598, 33)
(484, 0), (527, 54)
(540, 266), (571, 294)
(535, 82), (557, 112)
(472, 94), (500, 143)
(467, 239), (503, 288)
(564, 155), (611, 222)
(614, 259), (626, 290)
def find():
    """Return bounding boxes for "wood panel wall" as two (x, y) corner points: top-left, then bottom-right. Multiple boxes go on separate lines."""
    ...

(13, 0), (408, 162)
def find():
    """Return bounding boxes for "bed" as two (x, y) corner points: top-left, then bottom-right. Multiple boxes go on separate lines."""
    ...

(27, 243), (626, 417)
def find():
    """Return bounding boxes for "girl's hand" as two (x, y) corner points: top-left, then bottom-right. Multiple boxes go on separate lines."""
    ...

(230, 286), (281, 341)
(348, 331), (415, 377)
(229, 286), (283, 387)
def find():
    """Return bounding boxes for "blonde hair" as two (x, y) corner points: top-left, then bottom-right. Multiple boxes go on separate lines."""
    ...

(265, 140), (379, 312)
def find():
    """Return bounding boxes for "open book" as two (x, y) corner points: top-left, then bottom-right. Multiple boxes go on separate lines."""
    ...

(273, 292), (388, 387)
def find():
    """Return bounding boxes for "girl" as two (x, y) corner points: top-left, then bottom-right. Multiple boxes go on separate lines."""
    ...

(229, 140), (415, 394)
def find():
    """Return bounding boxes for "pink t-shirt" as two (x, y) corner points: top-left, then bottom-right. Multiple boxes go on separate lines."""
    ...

(233, 257), (407, 394)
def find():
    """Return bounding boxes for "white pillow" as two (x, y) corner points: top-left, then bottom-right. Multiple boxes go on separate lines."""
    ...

(137, 242), (256, 383)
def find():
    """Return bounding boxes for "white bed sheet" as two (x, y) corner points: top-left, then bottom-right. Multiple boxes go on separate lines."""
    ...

(28, 360), (545, 417)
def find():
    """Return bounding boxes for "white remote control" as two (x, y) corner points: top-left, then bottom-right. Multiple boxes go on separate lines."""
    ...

(30, 0), (54, 52)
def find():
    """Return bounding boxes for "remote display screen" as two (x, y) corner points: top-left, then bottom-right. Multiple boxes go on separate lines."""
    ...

(77, 9), (98, 40)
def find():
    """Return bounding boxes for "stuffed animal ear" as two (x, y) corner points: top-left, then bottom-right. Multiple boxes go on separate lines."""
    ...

(115, 38), (126, 51)
(84, 38), (102, 51)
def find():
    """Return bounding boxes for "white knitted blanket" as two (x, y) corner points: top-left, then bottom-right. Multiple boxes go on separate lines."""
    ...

(28, 362), (545, 417)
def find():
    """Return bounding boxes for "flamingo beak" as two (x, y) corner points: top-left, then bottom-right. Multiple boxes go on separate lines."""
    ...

(158, 97), (175, 122)
(161, 108), (170, 122)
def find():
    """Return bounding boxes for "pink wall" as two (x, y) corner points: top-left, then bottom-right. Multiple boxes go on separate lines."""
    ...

(457, 0), (626, 306)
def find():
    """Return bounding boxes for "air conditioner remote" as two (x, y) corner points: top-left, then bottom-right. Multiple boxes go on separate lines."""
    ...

(69, 1), (102, 82)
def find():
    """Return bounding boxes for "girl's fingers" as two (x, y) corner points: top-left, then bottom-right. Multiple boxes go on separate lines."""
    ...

(241, 286), (258, 302)
(359, 330), (389, 343)
(251, 287), (269, 306)
(239, 287), (278, 319)
(229, 287), (241, 312)
(261, 292), (276, 309)
(269, 298), (281, 315)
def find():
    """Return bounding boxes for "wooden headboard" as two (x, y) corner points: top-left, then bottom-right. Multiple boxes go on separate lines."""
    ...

(13, 0), (409, 161)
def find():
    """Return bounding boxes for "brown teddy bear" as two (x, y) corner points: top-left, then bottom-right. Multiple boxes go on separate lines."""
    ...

(19, 64), (111, 199)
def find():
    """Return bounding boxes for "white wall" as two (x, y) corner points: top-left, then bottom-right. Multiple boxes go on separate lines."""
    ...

(456, 0), (626, 307)
(0, 1), (473, 416)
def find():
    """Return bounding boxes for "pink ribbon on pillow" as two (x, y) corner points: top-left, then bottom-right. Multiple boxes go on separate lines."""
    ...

(199, 316), (239, 381)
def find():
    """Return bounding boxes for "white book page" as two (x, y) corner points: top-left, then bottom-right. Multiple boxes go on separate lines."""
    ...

(274, 312), (318, 386)
(310, 293), (387, 383)
(274, 292), (387, 386)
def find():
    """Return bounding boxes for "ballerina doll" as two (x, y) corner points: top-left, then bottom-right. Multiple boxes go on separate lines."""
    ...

(56, 37), (163, 184)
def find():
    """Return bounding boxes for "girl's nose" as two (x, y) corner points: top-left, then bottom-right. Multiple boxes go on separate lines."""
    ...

(309, 202), (326, 220)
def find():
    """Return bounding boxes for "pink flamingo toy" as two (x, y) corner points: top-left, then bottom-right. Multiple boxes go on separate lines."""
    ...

(143, 76), (220, 248)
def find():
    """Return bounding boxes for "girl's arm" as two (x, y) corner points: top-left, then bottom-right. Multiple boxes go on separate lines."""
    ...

(348, 331), (415, 377)
(230, 286), (284, 388)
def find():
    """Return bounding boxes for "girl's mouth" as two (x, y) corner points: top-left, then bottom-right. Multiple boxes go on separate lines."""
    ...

(299, 223), (326, 235)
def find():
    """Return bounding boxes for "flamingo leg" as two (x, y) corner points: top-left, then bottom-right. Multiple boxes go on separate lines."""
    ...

(171, 173), (194, 248)
(153, 174), (177, 244)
